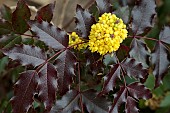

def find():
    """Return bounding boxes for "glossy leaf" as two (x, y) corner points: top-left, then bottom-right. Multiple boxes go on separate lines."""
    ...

(28, 20), (68, 50)
(2, 45), (47, 67)
(75, 5), (95, 39)
(100, 64), (121, 94)
(125, 96), (139, 113)
(127, 82), (152, 100)
(95, 0), (112, 15)
(0, 19), (12, 35)
(35, 2), (55, 22)
(129, 38), (150, 67)
(55, 49), (76, 95)
(0, 35), (22, 49)
(0, 4), (12, 22)
(12, 0), (31, 33)
(37, 63), (58, 111)
(121, 58), (148, 79)
(0, 56), (8, 74)
(11, 70), (38, 113)
(151, 42), (170, 88)
(109, 86), (127, 113)
(131, 0), (156, 35)
(50, 90), (80, 113)
(82, 90), (110, 113)
(159, 26), (170, 44)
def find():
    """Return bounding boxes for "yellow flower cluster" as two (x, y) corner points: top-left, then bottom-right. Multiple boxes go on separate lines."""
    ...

(69, 32), (87, 50)
(69, 13), (128, 55)
(89, 13), (128, 55)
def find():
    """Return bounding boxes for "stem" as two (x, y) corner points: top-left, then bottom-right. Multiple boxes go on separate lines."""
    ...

(78, 63), (84, 113)
(128, 35), (159, 41)
(18, 33), (37, 38)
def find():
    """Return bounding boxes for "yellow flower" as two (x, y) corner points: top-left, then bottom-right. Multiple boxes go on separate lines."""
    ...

(69, 32), (87, 50)
(89, 13), (128, 55)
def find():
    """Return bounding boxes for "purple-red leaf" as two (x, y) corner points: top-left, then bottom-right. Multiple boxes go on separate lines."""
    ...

(127, 82), (152, 100)
(131, 0), (156, 35)
(75, 5), (95, 39)
(28, 20), (68, 50)
(50, 90), (80, 113)
(151, 42), (170, 88)
(95, 0), (112, 15)
(121, 58), (148, 79)
(82, 90), (111, 113)
(2, 45), (47, 67)
(0, 4), (12, 21)
(0, 19), (13, 35)
(38, 63), (58, 111)
(12, 0), (31, 33)
(109, 86), (127, 113)
(125, 96), (139, 113)
(11, 70), (38, 113)
(55, 49), (76, 95)
(100, 64), (121, 94)
(129, 38), (150, 68)
(35, 2), (55, 22)
(159, 26), (170, 44)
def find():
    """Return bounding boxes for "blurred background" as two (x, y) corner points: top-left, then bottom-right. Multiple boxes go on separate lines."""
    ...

(1, 0), (170, 113)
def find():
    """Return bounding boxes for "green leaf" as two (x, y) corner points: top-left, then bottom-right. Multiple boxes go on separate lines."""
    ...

(0, 56), (8, 74)
(12, 0), (31, 33)
(0, 4), (12, 21)
(103, 53), (117, 66)
(160, 93), (170, 107)
(144, 74), (155, 90)
(0, 19), (13, 35)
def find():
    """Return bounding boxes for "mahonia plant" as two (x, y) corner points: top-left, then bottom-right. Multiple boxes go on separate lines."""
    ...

(0, 0), (170, 113)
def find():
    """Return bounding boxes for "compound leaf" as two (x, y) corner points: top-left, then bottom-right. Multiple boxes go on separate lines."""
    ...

(35, 2), (55, 22)
(0, 19), (13, 35)
(127, 82), (152, 100)
(55, 49), (76, 95)
(12, 0), (31, 33)
(129, 38), (150, 67)
(121, 58), (148, 80)
(159, 26), (170, 44)
(11, 70), (38, 113)
(151, 42), (170, 88)
(82, 90), (110, 113)
(0, 4), (12, 21)
(109, 86), (127, 113)
(28, 20), (68, 50)
(125, 96), (139, 113)
(100, 64), (121, 94)
(2, 45), (47, 67)
(50, 90), (80, 113)
(95, 0), (112, 15)
(131, 0), (156, 35)
(38, 63), (58, 111)
(75, 5), (95, 39)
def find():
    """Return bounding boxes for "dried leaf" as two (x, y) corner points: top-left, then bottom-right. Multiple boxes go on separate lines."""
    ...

(109, 86), (127, 113)
(38, 63), (58, 111)
(11, 70), (38, 113)
(75, 5), (95, 39)
(50, 90), (80, 113)
(125, 96), (139, 113)
(127, 82), (152, 100)
(12, 0), (31, 33)
(95, 0), (112, 15)
(2, 45), (47, 67)
(28, 20), (68, 50)
(131, 0), (156, 35)
(151, 42), (170, 88)
(129, 38), (150, 67)
(55, 49), (76, 95)
(35, 2), (55, 22)
(82, 90), (110, 113)
(121, 58), (148, 79)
